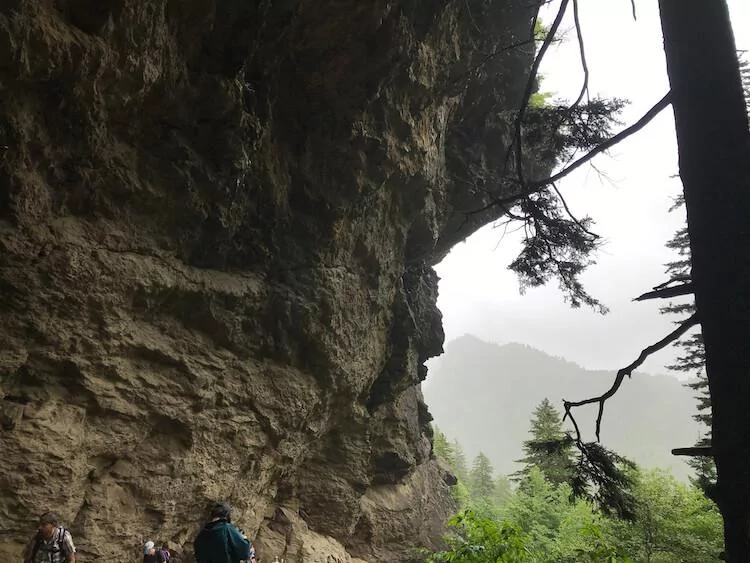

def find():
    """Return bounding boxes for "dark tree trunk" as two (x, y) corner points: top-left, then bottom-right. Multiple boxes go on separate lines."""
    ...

(658, 1), (750, 560)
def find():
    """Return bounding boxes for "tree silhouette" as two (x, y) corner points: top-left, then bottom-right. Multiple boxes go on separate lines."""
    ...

(657, 2), (750, 557)
(662, 49), (750, 502)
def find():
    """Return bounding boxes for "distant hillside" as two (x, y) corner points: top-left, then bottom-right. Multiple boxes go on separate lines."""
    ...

(422, 335), (701, 482)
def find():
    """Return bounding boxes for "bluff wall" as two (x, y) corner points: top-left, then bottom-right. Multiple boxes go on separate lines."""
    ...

(0, 1), (537, 561)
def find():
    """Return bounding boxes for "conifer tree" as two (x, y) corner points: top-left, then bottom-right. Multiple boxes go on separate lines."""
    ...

(470, 452), (496, 501)
(452, 439), (469, 484)
(433, 426), (456, 468)
(493, 475), (513, 507)
(513, 398), (574, 486)
(659, 50), (749, 501)
(661, 194), (716, 496)
(432, 427), (471, 507)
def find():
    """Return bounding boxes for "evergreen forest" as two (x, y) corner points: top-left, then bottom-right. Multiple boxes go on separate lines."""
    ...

(428, 399), (723, 562)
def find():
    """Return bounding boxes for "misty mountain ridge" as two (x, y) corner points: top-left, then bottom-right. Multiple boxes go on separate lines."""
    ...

(423, 335), (701, 482)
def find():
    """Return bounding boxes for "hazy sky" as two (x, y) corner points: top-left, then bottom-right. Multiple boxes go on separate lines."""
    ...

(434, 0), (750, 377)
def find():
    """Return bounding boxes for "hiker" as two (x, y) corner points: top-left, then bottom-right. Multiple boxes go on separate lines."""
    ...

(143, 540), (159, 563)
(194, 503), (254, 563)
(156, 542), (172, 562)
(24, 512), (76, 563)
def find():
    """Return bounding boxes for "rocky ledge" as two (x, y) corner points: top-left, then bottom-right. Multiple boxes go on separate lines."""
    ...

(0, 0), (537, 561)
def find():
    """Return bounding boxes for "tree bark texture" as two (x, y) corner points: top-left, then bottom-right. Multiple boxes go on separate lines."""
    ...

(658, 1), (750, 560)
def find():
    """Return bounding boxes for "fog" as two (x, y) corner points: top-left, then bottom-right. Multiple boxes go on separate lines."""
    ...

(431, 0), (750, 378)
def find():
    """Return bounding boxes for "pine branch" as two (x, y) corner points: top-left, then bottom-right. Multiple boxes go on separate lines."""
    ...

(552, 183), (599, 240)
(531, 92), (672, 189)
(465, 92), (673, 217)
(563, 313), (699, 442)
(634, 281), (694, 301)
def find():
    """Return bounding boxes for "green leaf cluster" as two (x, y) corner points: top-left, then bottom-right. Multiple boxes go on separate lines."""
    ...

(426, 510), (536, 563)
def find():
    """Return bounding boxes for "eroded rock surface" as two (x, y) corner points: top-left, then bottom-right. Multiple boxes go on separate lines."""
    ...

(0, 0), (537, 561)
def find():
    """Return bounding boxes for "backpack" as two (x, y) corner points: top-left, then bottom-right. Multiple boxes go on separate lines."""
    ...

(30, 527), (68, 562)
(159, 548), (171, 562)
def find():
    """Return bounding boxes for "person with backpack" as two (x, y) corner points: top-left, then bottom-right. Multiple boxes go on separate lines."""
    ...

(194, 503), (253, 563)
(156, 543), (171, 563)
(24, 512), (76, 563)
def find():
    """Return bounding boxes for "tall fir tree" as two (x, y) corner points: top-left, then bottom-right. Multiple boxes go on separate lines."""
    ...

(661, 193), (716, 495)
(660, 55), (749, 498)
(432, 427), (471, 507)
(513, 398), (574, 486)
(493, 475), (513, 507)
(470, 452), (496, 502)
(433, 426), (456, 468)
(452, 439), (469, 484)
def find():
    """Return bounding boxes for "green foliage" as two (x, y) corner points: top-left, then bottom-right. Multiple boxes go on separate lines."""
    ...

(506, 98), (628, 313)
(502, 468), (629, 562)
(433, 427), (473, 507)
(493, 475), (513, 507)
(469, 452), (499, 519)
(428, 467), (721, 562)
(433, 428), (501, 511)
(529, 75), (552, 109)
(512, 400), (636, 519)
(470, 453), (496, 500)
(451, 480), (472, 508)
(509, 188), (603, 312)
(429, 410), (721, 561)
(533, 18), (548, 44)
(609, 469), (724, 562)
(427, 510), (536, 563)
(570, 441), (637, 521)
(523, 98), (627, 166)
(434, 426), (456, 467)
(514, 398), (575, 486)
(453, 440), (470, 483)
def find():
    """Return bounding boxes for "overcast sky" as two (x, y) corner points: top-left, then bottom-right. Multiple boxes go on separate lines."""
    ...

(433, 0), (749, 378)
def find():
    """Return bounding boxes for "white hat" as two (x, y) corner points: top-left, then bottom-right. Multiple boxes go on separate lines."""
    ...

(144, 541), (155, 554)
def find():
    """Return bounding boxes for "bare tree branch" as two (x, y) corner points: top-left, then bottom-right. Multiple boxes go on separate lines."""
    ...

(653, 274), (692, 290)
(444, 39), (538, 93)
(563, 313), (699, 442)
(571, 0), (590, 109)
(545, 0), (591, 155)
(552, 182), (599, 239)
(507, 0), (571, 180)
(462, 0), (482, 33)
(672, 445), (713, 457)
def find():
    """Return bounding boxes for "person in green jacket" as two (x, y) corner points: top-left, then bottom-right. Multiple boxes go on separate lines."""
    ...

(194, 503), (253, 563)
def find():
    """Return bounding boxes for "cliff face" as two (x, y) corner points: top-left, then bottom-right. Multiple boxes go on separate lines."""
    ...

(0, 1), (536, 561)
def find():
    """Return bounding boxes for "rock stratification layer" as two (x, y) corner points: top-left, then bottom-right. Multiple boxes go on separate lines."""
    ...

(0, 1), (536, 561)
